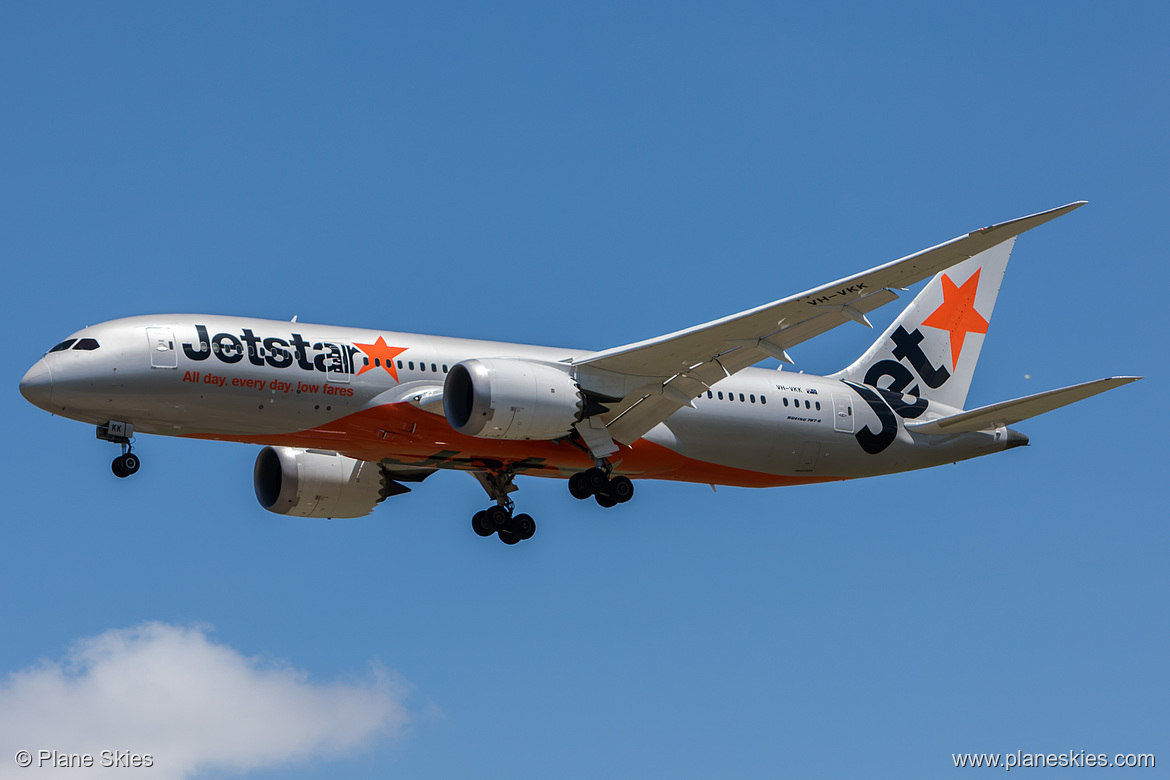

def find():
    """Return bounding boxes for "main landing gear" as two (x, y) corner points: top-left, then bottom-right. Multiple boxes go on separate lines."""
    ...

(568, 466), (634, 508)
(97, 421), (140, 479)
(471, 504), (536, 545)
(471, 467), (536, 545)
(469, 462), (634, 545)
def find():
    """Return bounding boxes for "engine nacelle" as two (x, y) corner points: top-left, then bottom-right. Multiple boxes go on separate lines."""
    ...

(254, 446), (386, 518)
(444, 358), (583, 440)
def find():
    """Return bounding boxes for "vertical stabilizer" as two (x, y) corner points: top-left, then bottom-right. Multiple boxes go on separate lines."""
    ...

(828, 238), (1015, 411)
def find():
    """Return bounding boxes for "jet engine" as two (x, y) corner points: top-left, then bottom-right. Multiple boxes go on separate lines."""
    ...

(444, 358), (583, 440)
(253, 446), (391, 518)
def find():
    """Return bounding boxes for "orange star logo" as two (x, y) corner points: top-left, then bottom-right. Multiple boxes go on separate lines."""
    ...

(920, 268), (989, 370)
(354, 336), (408, 380)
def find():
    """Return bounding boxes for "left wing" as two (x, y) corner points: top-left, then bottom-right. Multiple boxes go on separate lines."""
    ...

(575, 202), (1085, 444)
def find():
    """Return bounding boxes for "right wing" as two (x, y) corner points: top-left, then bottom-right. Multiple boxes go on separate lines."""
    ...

(575, 202), (1087, 444)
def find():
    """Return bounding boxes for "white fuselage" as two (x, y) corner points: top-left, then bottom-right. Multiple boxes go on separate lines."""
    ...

(20, 314), (1014, 488)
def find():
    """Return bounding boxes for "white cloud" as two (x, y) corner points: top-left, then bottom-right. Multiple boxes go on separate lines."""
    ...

(0, 622), (410, 779)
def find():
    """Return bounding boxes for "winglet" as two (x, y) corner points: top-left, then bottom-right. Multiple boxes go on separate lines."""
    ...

(971, 201), (1087, 238)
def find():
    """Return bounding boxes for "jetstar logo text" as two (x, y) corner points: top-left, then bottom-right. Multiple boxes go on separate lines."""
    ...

(847, 267), (989, 455)
(182, 325), (364, 375)
(849, 326), (950, 454)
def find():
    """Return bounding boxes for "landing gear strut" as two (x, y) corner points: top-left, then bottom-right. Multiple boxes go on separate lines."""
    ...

(97, 421), (140, 479)
(569, 465), (634, 507)
(471, 467), (536, 545)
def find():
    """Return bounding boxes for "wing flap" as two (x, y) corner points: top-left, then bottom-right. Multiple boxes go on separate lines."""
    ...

(905, 377), (1141, 434)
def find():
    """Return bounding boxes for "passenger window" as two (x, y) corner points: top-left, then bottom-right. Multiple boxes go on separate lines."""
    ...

(815, 401), (821, 411)
(750, 394), (756, 403)
(717, 391), (723, 400)
(73, 338), (100, 351)
(431, 363), (437, 373)
(363, 357), (370, 366)
(739, 393), (745, 402)
(408, 361), (414, 370)
(783, 398), (789, 407)
(49, 339), (77, 353)
(397, 360), (403, 369)
(805, 400), (810, 409)
(761, 396), (767, 404)
(442, 364), (448, 373)
(374, 358), (381, 367)
(420, 362), (426, 372)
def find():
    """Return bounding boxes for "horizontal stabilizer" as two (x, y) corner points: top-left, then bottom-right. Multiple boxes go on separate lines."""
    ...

(905, 376), (1141, 434)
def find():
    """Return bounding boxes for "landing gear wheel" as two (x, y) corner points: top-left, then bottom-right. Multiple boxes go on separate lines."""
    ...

(498, 528), (521, 545)
(595, 491), (619, 508)
(485, 505), (510, 532)
(513, 513), (536, 541)
(471, 510), (494, 537)
(111, 453), (139, 478)
(609, 475), (633, 503)
(583, 467), (608, 494)
(121, 453), (140, 475)
(568, 472), (592, 500)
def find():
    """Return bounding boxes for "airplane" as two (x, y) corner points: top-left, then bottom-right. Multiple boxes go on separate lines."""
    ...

(19, 202), (1139, 545)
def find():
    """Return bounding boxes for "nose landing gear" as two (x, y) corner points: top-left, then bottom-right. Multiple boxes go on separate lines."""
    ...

(97, 421), (140, 479)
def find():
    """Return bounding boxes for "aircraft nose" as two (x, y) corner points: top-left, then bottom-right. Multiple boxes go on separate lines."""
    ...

(19, 359), (53, 410)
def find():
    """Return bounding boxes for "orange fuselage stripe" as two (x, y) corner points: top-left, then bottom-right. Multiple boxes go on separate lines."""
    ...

(186, 402), (839, 488)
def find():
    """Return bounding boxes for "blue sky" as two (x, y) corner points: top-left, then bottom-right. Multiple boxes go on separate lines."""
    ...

(1, 2), (1165, 778)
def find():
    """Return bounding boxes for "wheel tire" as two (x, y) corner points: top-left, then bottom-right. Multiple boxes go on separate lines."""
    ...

(121, 453), (140, 475)
(111, 457), (128, 478)
(513, 513), (536, 541)
(568, 472), (592, 500)
(584, 467), (608, 493)
(498, 528), (521, 545)
(609, 476), (634, 503)
(471, 510), (494, 537)
(595, 491), (619, 508)
(485, 505), (510, 532)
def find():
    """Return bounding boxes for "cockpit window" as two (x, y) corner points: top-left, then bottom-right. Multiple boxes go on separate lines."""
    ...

(73, 338), (100, 351)
(48, 339), (77, 353)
